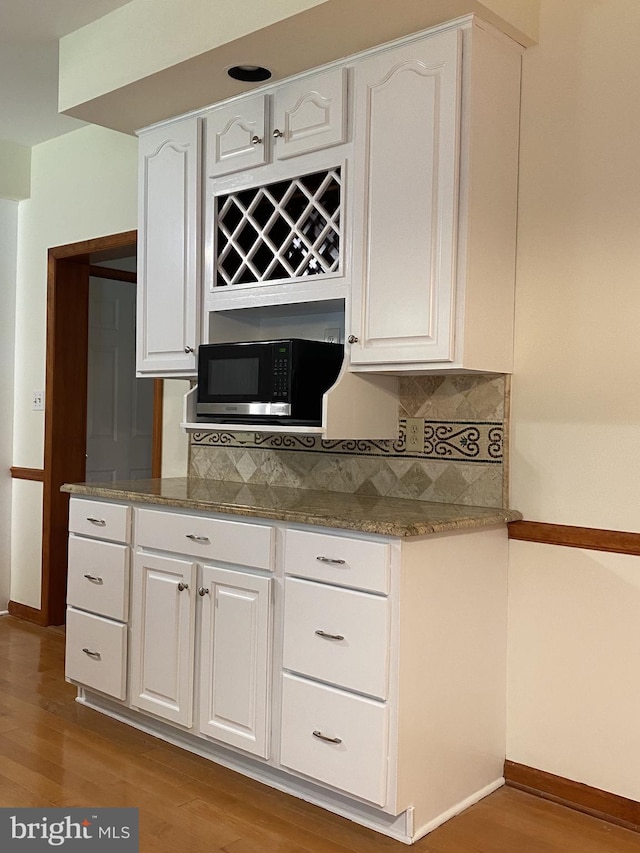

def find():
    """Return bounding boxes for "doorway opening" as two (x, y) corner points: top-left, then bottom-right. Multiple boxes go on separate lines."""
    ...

(40, 231), (163, 626)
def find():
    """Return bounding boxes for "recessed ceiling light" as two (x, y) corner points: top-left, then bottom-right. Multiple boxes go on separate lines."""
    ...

(227, 65), (272, 83)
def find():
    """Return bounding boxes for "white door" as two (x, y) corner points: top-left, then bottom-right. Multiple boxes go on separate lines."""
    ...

(130, 551), (197, 727)
(86, 277), (154, 483)
(198, 565), (272, 757)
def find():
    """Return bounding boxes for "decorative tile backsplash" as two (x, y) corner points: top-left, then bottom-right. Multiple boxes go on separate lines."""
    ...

(190, 375), (510, 508)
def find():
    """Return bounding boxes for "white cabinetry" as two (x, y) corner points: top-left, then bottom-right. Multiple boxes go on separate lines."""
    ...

(130, 551), (197, 726)
(66, 496), (509, 843)
(129, 507), (274, 758)
(203, 67), (349, 315)
(349, 21), (521, 373)
(199, 565), (271, 757)
(65, 499), (131, 701)
(137, 115), (201, 376)
(279, 523), (509, 837)
(205, 68), (347, 178)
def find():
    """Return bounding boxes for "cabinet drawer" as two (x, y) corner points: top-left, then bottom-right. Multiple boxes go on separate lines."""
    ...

(280, 673), (388, 806)
(135, 508), (274, 569)
(283, 578), (389, 699)
(284, 529), (389, 593)
(67, 536), (129, 621)
(69, 499), (131, 543)
(65, 608), (127, 700)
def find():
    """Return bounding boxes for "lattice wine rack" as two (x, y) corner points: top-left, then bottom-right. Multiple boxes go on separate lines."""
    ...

(215, 167), (342, 287)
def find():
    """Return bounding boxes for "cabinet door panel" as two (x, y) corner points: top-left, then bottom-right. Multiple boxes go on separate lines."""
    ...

(130, 552), (197, 726)
(137, 117), (200, 375)
(199, 565), (271, 758)
(350, 30), (461, 366)
(274, 68), (347, 159)
(206, 95), (268, 177)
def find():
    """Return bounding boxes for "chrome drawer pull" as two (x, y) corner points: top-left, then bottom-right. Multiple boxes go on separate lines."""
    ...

(315, 630), (344, 641)
(316, 556), (346, 565)
(177, 582), (189, 592)
(83, 574), (103, 584)
(86, 517), (106, 526)
(82, 648), (101, 659)
(186, 534), (210, 543)
(312, 730), (342, 745)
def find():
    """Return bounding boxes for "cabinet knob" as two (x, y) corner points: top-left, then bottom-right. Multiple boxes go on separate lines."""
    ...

(272, 128), (283, 139)
(347, 335), (358, 344)
(198, 587), (210, 596)
(251, 135), (263, 145)
(177, 582), (189, 592)
(184, 346), (194, 354)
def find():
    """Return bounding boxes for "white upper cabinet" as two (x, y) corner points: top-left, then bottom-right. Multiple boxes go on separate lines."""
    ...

(205, 68), (347, 179)
(137, 116), (201, 376)
(272, 68), (347, 159)
(207, 95), (268, 177)
(349, 30), (462, 368)
(136, 16), (522, 384)
(348, 21), (522, 373)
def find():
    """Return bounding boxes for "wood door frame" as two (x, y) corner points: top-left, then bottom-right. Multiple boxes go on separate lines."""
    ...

(38, 230), (161, 626)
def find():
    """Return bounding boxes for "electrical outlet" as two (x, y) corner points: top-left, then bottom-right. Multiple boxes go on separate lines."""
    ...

(324, 328), (341, 344)
(32, 390), (45, 411)
(405, 418), (424, 453)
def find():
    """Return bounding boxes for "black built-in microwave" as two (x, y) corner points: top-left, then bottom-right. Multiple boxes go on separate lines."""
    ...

(196, 339), (344, 426)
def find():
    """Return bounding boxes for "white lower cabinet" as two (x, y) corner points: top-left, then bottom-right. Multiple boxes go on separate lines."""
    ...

(280, 673), (389, 806)
(65, 499), (131, 702)
(128, 507), (274, 760)
(67, 498), (509, 844)
(66, 608), (127, 701)
(198, 565), (271, 757)
(130, 552), (197, 726)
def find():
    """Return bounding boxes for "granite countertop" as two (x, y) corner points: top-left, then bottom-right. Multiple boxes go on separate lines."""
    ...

(61, 477), (521, 538)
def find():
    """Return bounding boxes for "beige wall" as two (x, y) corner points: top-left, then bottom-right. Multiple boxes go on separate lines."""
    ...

(11, 124), (138, 608)
(508, 0), (640, 798)
(0, 199), (18, 611)
(58, 0), (538, 134)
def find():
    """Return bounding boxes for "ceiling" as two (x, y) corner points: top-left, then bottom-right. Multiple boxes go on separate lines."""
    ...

(0, 0), (133, 147)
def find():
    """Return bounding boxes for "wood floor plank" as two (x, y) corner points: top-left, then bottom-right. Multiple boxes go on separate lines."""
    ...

(0, 615), (639, 852)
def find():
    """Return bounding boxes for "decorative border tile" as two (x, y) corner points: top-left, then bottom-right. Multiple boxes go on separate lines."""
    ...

(190, 420), (503, 464)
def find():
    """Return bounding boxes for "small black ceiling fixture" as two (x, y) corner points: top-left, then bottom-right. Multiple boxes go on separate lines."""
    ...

(227, 65), (272, 83)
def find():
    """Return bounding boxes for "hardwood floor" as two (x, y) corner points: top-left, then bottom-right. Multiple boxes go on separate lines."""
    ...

(0, 615), (638, 852)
